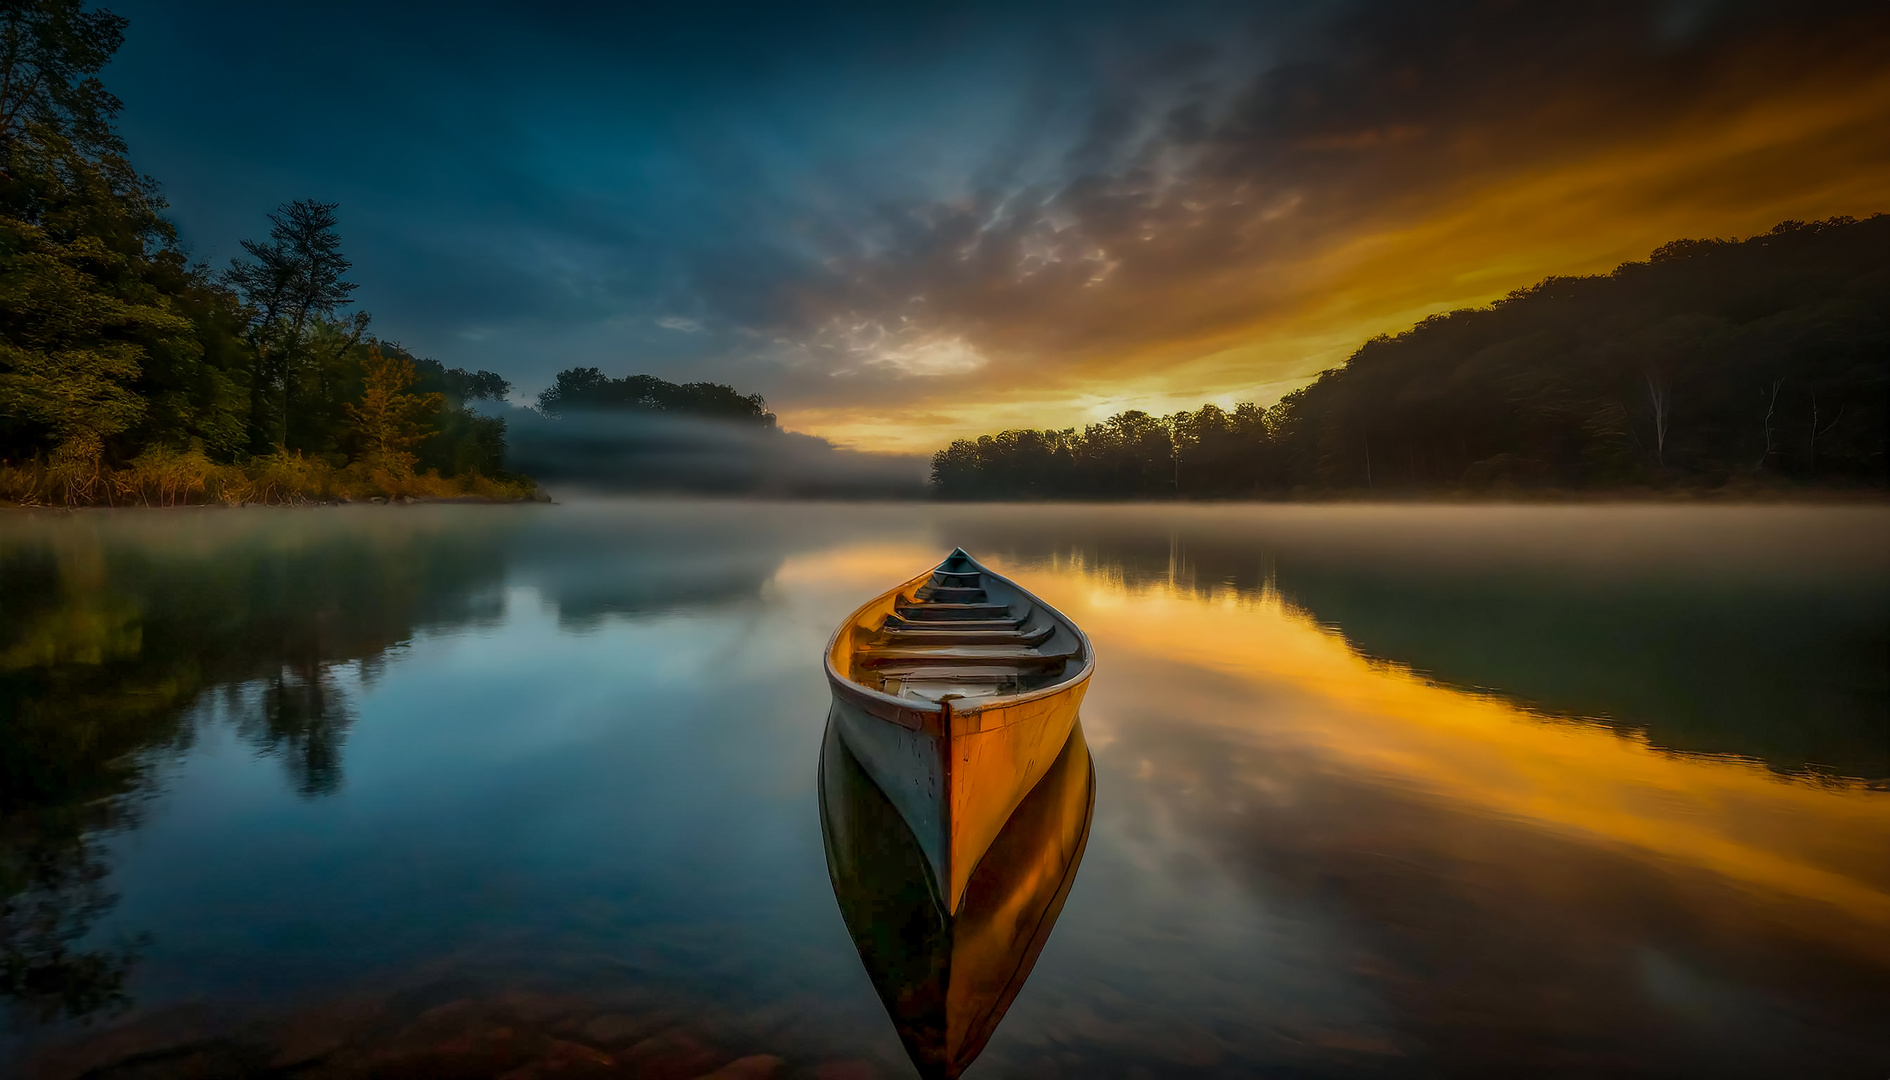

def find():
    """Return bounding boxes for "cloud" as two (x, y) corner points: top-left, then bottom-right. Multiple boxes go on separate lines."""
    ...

(118, 0), (1890, 454)
(742, 0), (1890, 449)
(799, 317), (990, 377)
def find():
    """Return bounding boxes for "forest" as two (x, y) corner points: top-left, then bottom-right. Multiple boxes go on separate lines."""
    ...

(534, 367), (776, 426)
(0, 2), (528, 505)
(933, 215), (1889, 498)
(508, 368), (918, 497)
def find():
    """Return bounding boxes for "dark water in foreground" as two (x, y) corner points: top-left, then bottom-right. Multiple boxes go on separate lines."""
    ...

(2, 501), (1887, 1078)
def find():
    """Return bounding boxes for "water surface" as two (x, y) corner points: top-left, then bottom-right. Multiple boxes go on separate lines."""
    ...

(2, 501), (1886, 1078)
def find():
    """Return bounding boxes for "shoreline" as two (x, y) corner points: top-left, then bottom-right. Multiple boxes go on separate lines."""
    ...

(0, 494), (554, 511)
(5, 489), (1885, 511)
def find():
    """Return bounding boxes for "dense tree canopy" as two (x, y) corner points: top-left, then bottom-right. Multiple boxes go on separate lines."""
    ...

(0, 2), (528, 503)
(934, 216), (1889, 498)
(0, 0), (128, 160)
(535, 366), (776, 426)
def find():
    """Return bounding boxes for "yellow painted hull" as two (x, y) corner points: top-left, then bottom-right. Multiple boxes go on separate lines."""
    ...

(824, 552), (1095, 915)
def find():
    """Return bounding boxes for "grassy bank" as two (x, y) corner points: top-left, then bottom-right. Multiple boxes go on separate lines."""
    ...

(0, 446), (537, 507)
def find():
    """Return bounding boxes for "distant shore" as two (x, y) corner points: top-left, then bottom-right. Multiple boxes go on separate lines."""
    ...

(9, 485), (1885, 510)
(921, 483), (1890, 505)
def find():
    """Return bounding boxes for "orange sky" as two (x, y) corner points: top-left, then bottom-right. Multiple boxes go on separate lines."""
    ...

(140, 2), (1887, 453)
(775, 23), (1890, 454)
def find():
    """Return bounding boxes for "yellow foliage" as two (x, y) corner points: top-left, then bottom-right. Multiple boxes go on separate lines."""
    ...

(0, 449), (535, 507)
(344, 347), (443, 475)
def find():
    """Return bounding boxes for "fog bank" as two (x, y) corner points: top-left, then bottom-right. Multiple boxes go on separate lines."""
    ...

(499, 407), (929, 497)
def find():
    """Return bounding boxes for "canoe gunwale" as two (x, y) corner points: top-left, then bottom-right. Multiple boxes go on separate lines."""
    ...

(823, 550), (1095, 733)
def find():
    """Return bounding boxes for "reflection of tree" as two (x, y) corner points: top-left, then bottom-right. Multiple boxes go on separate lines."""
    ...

(0, 826), (143, 1024)
(242, 664), (357, 798)
(509, 509), (787, 628)
(945, 517), (1889, 781)
(0, 512), (515, 1025)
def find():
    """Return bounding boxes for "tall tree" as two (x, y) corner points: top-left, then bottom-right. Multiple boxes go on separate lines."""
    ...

(0, 2), (253, 477)
(224, 199), (363, 451)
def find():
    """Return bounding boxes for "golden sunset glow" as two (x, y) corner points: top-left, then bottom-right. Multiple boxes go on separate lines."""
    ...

(782, 62), (1890, 453)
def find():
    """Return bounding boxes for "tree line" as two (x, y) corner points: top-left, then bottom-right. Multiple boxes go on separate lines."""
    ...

(933, 215), (1889, 498)
(0, 1), (528, 504)
(535, 366), (776, 426)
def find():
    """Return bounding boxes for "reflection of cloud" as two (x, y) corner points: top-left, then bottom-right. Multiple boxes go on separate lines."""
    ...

(1036, 569), (1890, 938)
(776, 534), (1890, 946)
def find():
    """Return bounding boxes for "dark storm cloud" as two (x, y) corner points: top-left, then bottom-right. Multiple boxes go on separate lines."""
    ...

(107, 0), (1890, 447)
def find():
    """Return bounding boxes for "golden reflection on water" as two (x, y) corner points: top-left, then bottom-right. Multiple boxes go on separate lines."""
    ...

(819, 714), (1094, 1079)
(784, 543), (1890, 955)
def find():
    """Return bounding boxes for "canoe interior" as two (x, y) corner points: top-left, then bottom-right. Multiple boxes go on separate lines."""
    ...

(834, 549), (1086, 705)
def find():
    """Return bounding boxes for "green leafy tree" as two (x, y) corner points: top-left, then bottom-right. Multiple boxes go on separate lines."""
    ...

(0, 0), (128, 161)
(0, 1), (251, 482)
(411, 353), (510, 476)
(0, 129), (198, 482)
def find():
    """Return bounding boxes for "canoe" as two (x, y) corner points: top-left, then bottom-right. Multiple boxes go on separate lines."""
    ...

(819, 713), (1094, 1080)
(823, 548), (1094, 916)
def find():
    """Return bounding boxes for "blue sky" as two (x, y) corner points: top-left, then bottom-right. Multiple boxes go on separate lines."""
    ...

(105, 1), (1890, 449)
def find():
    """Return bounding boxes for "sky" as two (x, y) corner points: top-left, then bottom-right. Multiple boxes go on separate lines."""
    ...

(108, 0), (1890, 453)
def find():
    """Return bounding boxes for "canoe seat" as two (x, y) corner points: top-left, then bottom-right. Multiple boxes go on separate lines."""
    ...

(917, 585), (987, 601)
(896, 602), (1013, 621)
(876, 624), (1054, 647)
(841, 550), (1086, 704)
(856, 644), (1077, 667)
(876, 664), (1025, 681)
(883, 617), (1023, 632)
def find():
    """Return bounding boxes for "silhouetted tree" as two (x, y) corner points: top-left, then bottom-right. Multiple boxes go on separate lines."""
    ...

(934, 216), (1889, 498)
(536, 367), (776, 426)
(224, 199), (365, 451)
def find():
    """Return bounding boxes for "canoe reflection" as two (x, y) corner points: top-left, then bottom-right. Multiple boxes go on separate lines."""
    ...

(818, 714), (1094, 1079)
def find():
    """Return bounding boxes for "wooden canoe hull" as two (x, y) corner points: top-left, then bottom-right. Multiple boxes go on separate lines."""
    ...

(824, 551), (1094, 915)
(827, 675), (1086, 916)
(819, 714), (1095, 1080)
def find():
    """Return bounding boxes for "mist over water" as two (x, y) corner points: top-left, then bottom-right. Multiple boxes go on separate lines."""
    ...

(499, 408), (930, 496)
(2, 501), (1886, 1077)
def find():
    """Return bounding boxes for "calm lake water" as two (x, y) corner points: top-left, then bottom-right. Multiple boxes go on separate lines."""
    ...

(3, 501), (1887, 1078)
